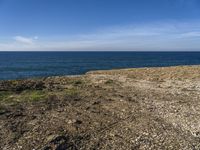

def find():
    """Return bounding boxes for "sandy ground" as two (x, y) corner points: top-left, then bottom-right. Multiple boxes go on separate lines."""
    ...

(1, 65), (200, 149)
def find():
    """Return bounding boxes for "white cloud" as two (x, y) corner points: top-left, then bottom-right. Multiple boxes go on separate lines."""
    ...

(1, 21), (200, 51)
(180, 32), (200, 38)
(13, 36), (38, 45)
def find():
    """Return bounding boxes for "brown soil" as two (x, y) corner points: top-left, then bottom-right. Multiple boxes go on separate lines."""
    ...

(1, 65), (200, 150)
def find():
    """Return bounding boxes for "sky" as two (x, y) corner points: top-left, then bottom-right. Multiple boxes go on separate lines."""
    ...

(0, 0), (200, 51)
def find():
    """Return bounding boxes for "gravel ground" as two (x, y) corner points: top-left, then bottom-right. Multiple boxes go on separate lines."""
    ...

(0, 65), (200, 150)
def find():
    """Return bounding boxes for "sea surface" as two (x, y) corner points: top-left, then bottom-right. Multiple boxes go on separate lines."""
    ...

(1, 51), (200, 80)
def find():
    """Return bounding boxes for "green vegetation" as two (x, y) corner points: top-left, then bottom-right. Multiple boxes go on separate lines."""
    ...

(0, 91), (12, 101)
(22, 90), (47, 102)
(0, 90), (47, 105)
(0, 91), (19, 105)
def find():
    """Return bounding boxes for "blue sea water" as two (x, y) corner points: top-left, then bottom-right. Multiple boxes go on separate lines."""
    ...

(1, 51), (200, 80)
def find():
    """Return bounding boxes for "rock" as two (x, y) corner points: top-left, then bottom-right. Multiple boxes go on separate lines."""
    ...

(43, 135), (77, 150)
(74, 120), (82, 125)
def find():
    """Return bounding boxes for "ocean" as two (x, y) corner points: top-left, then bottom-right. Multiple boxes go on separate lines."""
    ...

(0, 51), (200, 80)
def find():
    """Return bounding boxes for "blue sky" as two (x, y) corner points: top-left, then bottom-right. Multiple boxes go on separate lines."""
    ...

(0, 0), (200, 51)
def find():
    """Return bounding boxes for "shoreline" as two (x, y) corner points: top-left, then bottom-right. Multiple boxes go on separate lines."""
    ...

(1, 65), (200, 149)
(1, 64), (200, 81)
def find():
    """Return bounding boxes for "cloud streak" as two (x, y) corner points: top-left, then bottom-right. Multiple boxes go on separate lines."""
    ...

(13, 36), (38, 45)
(1, 21), (200, 51)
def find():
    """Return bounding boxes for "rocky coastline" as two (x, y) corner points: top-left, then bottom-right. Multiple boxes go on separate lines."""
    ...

(1, 65), (200, 149)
